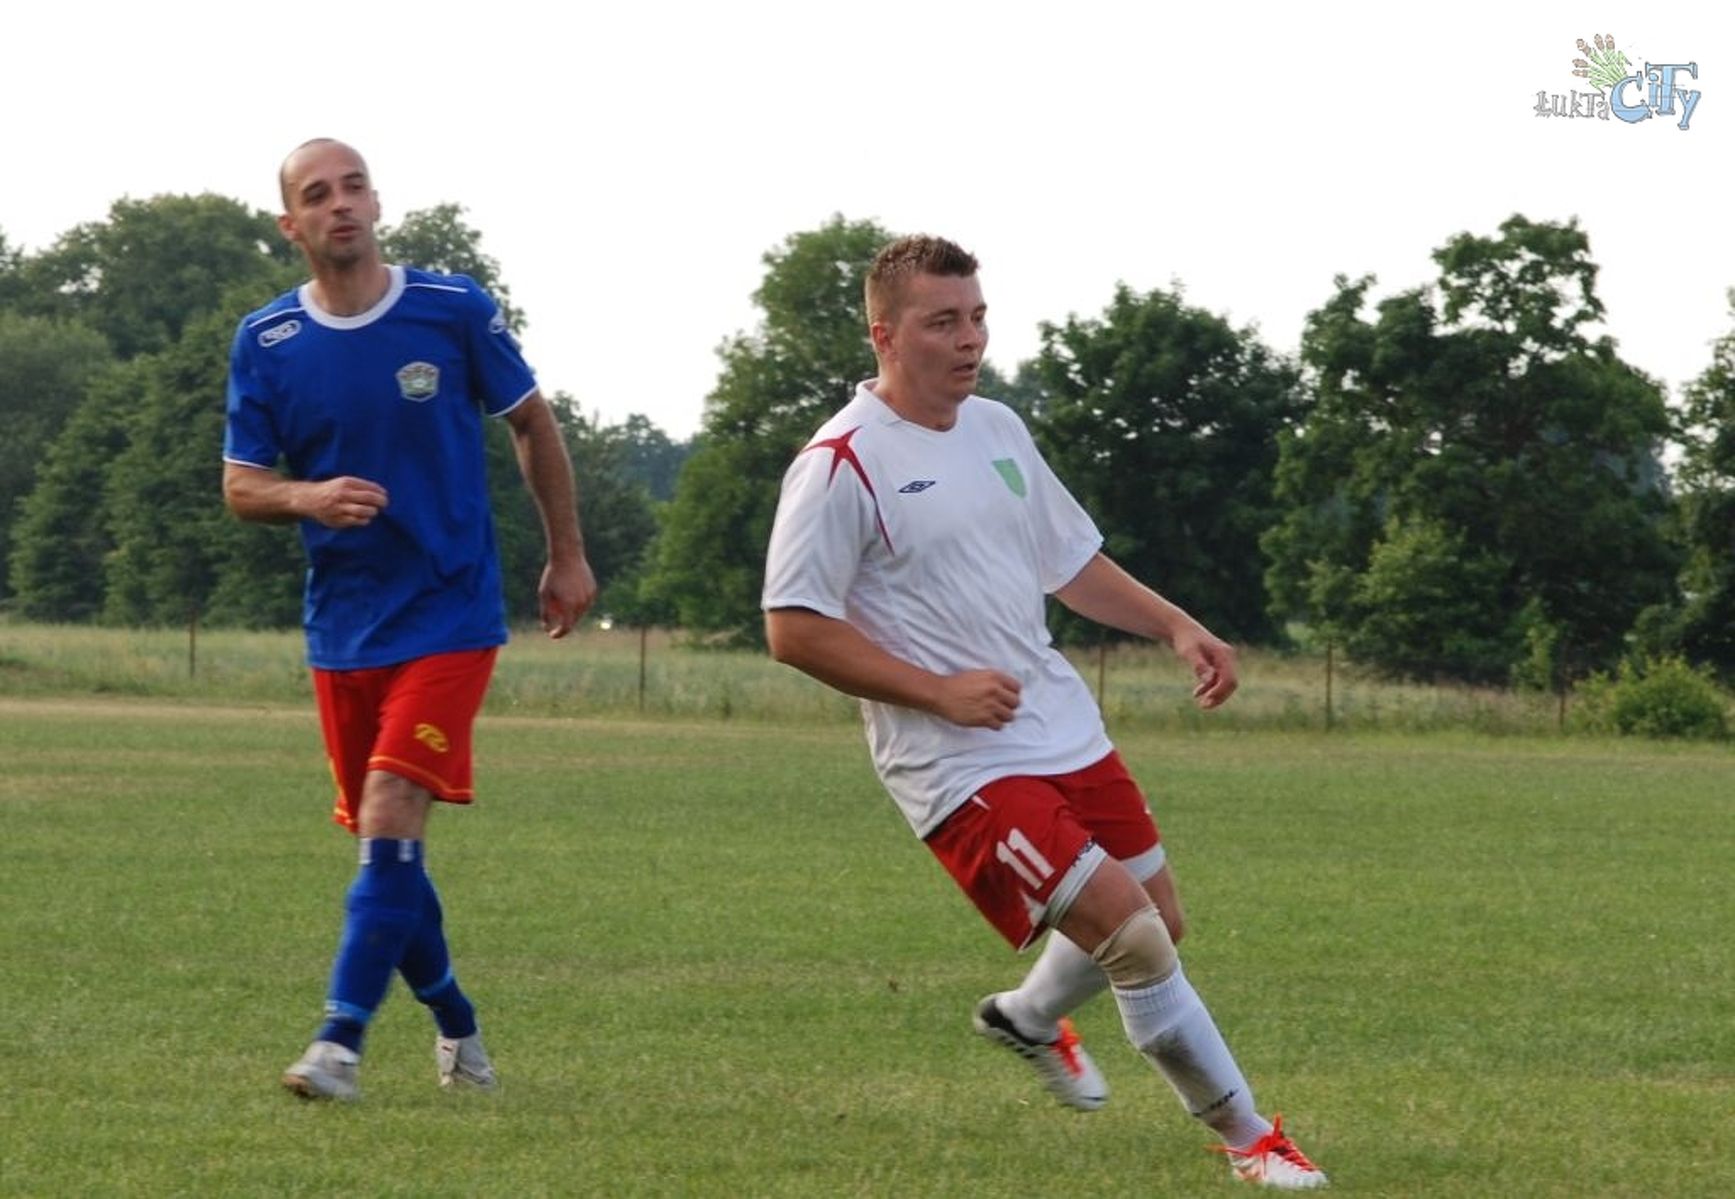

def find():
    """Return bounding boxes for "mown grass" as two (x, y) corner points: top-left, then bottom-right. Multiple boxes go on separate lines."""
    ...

(1, 694), (1729, 1196)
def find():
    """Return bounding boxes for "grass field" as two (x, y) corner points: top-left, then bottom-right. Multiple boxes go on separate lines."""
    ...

(2, 683), (1730, 1196)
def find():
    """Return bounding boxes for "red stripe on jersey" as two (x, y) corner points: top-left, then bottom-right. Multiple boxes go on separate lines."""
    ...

(801, 426), (894, 553)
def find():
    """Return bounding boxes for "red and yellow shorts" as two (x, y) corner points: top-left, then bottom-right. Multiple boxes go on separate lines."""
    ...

(311, 647), (498, 833)
(925, 750), (1163, 949)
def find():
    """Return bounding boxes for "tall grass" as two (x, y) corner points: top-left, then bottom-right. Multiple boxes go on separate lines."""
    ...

(2, 618), (1584, 734)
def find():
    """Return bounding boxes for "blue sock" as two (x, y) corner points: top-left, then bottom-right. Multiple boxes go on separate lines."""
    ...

(315, 838), (425, 1053)
(399, 868), (478, 1039)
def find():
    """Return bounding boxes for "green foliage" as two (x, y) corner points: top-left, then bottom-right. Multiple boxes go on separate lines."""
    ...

(6, 368), (132, 621)
(486, 396), (660, 624)
(1645, 291), (1735, 681)
(1265, 215), (1678, 684)
(615, 412), (691, 502)
(11, 194), (295, 359)
(1022, 284), (1303, 645)
(3, 195), (299, 622)
(0, 226), (26, 309)
(646, 438), (773, 636)
(1571, 656), (1730, 739)
(1345, 516), (1518, 682)
(100, 308), (245, 625)
(0, 313), (113, 597)
(647, 216), (889, 642)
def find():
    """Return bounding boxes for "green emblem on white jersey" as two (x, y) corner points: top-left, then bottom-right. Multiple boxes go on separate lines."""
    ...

(992, 458), (1026, 498)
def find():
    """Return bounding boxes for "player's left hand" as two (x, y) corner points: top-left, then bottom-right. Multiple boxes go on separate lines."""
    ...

(540, 555), (597, 638)
(1173, 626), (1238, 709)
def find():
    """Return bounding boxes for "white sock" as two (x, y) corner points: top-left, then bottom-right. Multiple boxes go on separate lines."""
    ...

(1113, 966), (1271, 1147)
(997, 932), (1109, 1040)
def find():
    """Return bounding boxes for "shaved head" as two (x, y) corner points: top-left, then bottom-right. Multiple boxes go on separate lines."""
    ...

(279, 138), (368, 210)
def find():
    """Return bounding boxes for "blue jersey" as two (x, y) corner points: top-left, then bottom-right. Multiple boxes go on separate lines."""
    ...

(224, 266), (536, 670)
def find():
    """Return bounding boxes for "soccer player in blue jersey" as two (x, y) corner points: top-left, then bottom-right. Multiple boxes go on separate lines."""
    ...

(223, 138), (596, 1101)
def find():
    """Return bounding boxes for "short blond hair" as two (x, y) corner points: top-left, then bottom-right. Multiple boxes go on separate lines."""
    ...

(865, 235), (979, 325)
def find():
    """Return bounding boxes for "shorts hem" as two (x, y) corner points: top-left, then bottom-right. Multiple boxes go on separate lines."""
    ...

(367, 754), (476, 803)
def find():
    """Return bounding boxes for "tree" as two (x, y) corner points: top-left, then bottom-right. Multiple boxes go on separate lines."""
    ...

(1020, 284), (1303, 644)
(0, 313), (113, 598)
(100, 309), (252, 625)
(615, 413), (691, 502)
(0, 227), (24, 309)
(484, 398), (659, 626)
(1647, 291), (1735, 680)
(7, 367), (132, 622)
(1345, 515), (1518, 680)
(645, 216), (888, 640)
(13, 194), (295, 359)
(1265, 215), (1677, 683)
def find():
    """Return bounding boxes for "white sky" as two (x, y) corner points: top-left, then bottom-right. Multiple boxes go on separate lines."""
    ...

(4, 3), (1730, 440)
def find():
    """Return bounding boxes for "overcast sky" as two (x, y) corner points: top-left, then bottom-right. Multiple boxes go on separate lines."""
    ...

(4, 3), (1729, 440)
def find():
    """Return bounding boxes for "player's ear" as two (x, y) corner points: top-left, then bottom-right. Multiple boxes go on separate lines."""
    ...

(869, 319), (894, 358)
(277, 211), (301, 246)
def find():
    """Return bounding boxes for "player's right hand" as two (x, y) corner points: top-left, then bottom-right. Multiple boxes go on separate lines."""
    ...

(934, 669), (1022, 730)
(306, 476), (389, 528)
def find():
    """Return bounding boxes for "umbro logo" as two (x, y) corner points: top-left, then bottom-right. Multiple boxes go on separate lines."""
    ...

(898, 480), (937, 494)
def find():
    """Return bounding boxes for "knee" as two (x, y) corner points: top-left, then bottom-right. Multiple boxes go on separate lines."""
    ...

(357, 772), (431, 839)
(1162, 908), (1187, 946)
(1089, 906), (1179, 990)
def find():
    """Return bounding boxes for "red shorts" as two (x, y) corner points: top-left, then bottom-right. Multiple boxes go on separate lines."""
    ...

(924, 751), (1162, 949)
(311, 648), (498, 833)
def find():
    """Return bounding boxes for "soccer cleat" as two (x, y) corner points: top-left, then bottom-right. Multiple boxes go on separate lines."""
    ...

(281, 1040), (360, 1101)
(1215, 1115), (1329, 1189)
(972, 994), (1108, 1111)
(436, 1032), (498, 1090)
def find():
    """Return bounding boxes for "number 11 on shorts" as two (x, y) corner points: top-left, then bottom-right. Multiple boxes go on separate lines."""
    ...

(995, 828), (1055, 890)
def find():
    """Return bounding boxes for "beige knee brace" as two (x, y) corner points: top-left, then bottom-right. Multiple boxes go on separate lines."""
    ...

(1089, 906), (1179, 990)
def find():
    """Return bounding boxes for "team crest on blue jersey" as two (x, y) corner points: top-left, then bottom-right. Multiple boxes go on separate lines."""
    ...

(488, 311), (508, 335)
(258, 318), (301, 347)
(396, 361), (440, 402)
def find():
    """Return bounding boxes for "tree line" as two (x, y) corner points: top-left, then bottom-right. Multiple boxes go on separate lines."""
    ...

(2, 198), (1731, 691)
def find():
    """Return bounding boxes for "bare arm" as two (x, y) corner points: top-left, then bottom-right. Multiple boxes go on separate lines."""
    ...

(1054, 552), (1239, 709)
(765, 606), (1023, 729)
(223, 461), (388, 528)
(503, 392), (596, 638)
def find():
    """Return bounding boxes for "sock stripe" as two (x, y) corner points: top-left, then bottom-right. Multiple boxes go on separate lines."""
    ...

(413, 969), (456, 1001)
(324, 999), (373, 1025)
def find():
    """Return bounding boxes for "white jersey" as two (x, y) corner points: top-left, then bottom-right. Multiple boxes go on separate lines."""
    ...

(763, 383), (1114, 838)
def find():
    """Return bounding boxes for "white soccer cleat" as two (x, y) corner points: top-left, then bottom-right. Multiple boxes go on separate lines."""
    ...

(1216, 1115), (1329, 1189)
(972, 994), (1108, 1111)
(281, 1040), (360, 1101)
(436, 1032), (498, 1090)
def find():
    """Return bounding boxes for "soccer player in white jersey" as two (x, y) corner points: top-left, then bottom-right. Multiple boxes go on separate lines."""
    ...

(762, 236), (1326, 1189)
